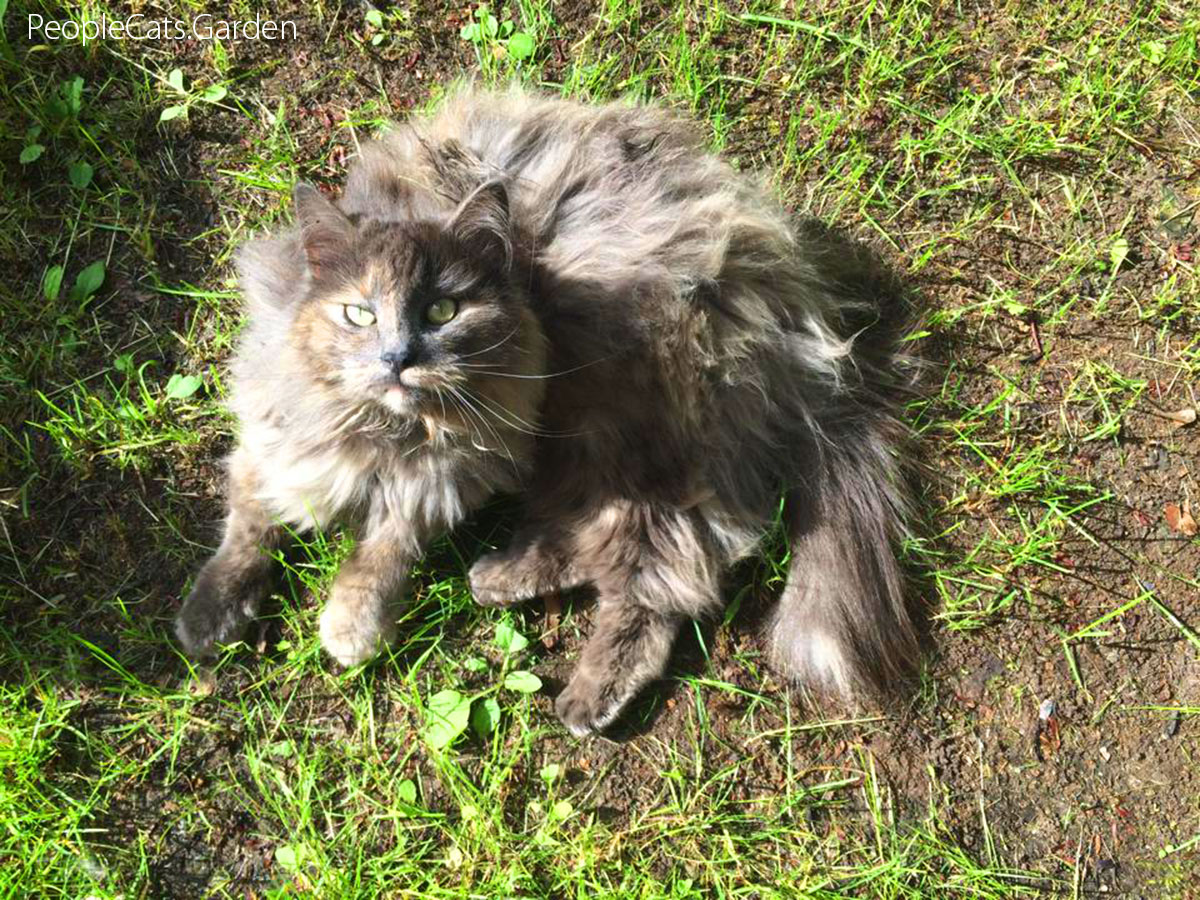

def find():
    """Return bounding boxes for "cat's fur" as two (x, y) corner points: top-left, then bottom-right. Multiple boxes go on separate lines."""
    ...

(176, 84), (921, 735)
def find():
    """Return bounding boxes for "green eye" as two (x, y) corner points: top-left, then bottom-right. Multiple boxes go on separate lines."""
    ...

(426, 298), (458, 326)
(343, 305), (376, 327)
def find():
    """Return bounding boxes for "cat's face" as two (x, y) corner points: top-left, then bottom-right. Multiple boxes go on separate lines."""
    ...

(290, 183), (545, 434)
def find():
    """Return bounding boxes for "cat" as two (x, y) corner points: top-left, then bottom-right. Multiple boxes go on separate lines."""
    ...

(175, 84), (922, 736)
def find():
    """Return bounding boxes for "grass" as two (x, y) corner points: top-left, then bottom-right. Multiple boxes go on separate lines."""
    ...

(3, 0), (1200, 896)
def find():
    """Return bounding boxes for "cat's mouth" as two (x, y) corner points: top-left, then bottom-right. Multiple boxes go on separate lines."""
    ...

(376, 384), (414, 416)
(375, 366), (457, 417)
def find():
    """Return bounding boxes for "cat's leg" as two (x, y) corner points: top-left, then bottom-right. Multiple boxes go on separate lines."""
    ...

(318, 497), (423, 667)
(318, 531), (410, 668)
(469, 524), (584, 608)
(554, 595), (684, 736)
(176, 450), (282, 657)
(553, 503), (722, 736)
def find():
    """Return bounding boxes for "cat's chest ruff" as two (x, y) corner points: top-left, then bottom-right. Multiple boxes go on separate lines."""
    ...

(247, 428), (380, 529)
(244, 419), (493, 532)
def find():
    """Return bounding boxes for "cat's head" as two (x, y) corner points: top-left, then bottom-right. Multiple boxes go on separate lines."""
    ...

(279, 181), (545, 436)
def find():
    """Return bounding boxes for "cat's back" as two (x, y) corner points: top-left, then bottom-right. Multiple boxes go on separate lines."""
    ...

(342, 85), (795, 291)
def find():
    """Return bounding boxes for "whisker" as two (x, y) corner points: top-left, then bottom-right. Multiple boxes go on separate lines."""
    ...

(445, 387), (491, 453)
(448, 386), (524, 484)
(462, 386), (589, 439)
(456, 326), (521, 361)
(456, 356), (612, 380)
(447, 394), (489, 456)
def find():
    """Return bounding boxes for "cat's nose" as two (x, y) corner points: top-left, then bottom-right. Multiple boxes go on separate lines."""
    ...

(380, 347), (416, 374)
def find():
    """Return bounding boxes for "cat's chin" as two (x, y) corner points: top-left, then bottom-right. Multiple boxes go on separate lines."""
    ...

(379, 386), (417, 416)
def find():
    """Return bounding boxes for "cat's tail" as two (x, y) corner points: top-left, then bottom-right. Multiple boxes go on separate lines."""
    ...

(768, 428), (920, 698)
(767, 222), (924, 699)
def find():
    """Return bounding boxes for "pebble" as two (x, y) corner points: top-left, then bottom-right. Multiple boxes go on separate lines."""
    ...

(1164, 709), (1181, 739)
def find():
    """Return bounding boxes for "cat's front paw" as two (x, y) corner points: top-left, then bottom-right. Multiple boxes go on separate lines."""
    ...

(174, 565), (259, 658)
(554, 670), (631, 737)
(319, 587), (396, 667)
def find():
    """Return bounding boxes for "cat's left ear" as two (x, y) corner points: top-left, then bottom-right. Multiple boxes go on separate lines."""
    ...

(450, 181), (512, 269)
(294, 182), (354, 278)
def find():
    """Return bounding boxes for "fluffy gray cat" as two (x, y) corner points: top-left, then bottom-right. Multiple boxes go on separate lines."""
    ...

(176, 84), (920, 736)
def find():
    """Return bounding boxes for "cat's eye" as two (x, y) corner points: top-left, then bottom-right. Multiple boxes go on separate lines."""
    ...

(343, 305), (376, 327)
(426, 298), (458, 326)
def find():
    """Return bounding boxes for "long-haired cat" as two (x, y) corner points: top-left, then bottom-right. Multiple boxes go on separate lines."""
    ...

(176, 84), (921, 735)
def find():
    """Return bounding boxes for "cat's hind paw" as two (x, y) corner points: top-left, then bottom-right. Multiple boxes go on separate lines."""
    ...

(469, 543), (580, 609)
(553, 604), (680, 736)
(468, 552), (537, 608)
(553, 672), (630, 737)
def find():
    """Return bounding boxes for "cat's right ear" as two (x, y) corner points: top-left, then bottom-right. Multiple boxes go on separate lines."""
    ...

(450, 181), (512, 269)
(293, 183), (354, 278)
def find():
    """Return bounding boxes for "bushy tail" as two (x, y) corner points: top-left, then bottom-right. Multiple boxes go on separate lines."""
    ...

(768, 430), (919, 697)
(768, 220), (923, 698)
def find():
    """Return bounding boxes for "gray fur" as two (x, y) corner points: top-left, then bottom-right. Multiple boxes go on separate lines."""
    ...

(176, 84), (922, 733)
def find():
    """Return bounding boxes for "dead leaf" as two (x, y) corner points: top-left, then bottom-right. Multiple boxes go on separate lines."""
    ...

(1165, 407), (1196, 427)
(1181, 503), (1198, 536)
(1165, 501), (1199, 536)
(1038, 716), (1061, 760)
(541, 593), (562, 649)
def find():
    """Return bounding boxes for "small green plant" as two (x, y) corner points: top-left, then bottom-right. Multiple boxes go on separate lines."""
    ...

(1139, 39), (1167, 65)
(67, 260), (105, 306)
(459, 5), (537, 66)
(44, 75), (83, 125)
(164, 372), (204, 400)
(159, 67), (228, 122)
(20, 77), (94, 189)
(363, 7), (389, 46)
(422, 619), (542, 750)
(19, 126), (44, 165)
(66, 159), (92, 189)
(33, 260), (105, 361)
(41, 266), (63, 302)
(40, 257), (105, 312)
(357, 6), (420, 51)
